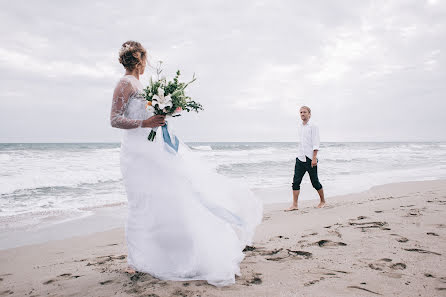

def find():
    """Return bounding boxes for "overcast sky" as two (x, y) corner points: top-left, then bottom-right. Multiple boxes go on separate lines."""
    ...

(0, 0), (445, 142)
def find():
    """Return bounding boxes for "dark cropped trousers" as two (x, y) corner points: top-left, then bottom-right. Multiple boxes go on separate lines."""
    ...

(292, 156), (323, 191)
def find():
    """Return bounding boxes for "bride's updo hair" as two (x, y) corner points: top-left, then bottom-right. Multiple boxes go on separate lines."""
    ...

(118, 41), (147, 71)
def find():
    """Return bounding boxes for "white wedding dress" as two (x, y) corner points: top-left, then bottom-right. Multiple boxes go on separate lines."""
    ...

(110, 75), (263, 286)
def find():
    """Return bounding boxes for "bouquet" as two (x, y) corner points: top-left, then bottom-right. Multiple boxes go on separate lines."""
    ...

(142, 62), (203, 141)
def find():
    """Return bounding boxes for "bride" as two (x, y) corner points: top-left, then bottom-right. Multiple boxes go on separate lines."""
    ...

(110, 41), (262, 286)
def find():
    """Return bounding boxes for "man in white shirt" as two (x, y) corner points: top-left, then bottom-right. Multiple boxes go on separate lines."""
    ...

(286, 106), (325, 211)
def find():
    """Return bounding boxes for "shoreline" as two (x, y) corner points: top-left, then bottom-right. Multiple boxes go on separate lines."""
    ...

(0, 179), (445, 296)
(0, 178), (444, 250)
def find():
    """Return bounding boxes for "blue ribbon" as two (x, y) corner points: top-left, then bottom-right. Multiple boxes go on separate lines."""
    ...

(162, 122), (179, 153)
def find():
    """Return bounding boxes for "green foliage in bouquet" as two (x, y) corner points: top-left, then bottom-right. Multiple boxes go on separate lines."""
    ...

(142, 62), (203, 116)
(142, 62), (203, 141)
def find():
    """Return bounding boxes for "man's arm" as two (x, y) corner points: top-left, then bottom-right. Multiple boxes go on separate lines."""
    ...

(311, 150), (318, 167)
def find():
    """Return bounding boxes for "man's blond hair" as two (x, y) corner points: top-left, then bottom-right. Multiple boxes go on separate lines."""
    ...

(300, 106), (311, 113)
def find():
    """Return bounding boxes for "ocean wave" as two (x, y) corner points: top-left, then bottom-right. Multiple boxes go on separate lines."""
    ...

(1, 142), (445, 219)
(0, 180), (126, 218)
(323, 157), (369, 163)
(94, 147), (121, 153)
(0, 175), (123, 196)
(0, 154), (11, 161)
(1, 178), (122, 197)
(190, 145), (213, 151)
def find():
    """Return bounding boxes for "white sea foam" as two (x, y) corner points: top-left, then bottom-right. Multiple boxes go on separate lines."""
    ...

(190, 145), (213, 151)
(0, 142), (445, 221)
(0, 146), (122, 195)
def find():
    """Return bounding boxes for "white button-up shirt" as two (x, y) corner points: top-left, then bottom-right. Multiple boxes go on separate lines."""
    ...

(297, 120), (320, 162)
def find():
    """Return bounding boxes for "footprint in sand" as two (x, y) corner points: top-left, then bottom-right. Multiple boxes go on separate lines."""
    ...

(380, 258), (392, 262)
(390, 263), (407, 270)
(368, 258), (406, 272)
(315, 240), (347, 247)
(86, 254), (126, 266)
(304, 279), (321, 286)
(328, 229), (343, 238)
(404, 248), (441, 256)
(368, 263), (385, 271)
(301, 232), (318, 238)
(328, 269), (350, 274)
(261, 248), (313, 261)
(400, 204), (416, 208)
(243, 245), (256, 252)
(264, 249), (292, 261)
(390, 234), (409, 243)
(172, 289), (194, 296)
(427, 232), (439, 236)
(243, 273), (263, 286)
(347, 286), (381, 295)
(129, 272), (145, 282)
(349, 221), (389, 231)
(261, 248), (287, 261)
(406, 209), (422, 217)
(0, 273), (12, 285)
(286, 249), (313, 259)
(43, 279), (56, 285)
(43, 273), (82, 285)
(262, 248), (283, 256)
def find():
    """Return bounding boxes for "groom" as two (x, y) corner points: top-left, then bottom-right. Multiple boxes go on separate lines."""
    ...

(286, 106), (325, 211)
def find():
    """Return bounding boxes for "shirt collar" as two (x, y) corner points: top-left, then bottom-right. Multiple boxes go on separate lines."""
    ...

(301, 119), (312, 127)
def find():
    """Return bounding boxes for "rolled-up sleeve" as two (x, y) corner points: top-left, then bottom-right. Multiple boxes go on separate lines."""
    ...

(312, 125), (320, 150)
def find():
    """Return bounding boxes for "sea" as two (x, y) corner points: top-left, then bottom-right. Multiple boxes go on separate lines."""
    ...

(1, 142), (445, 228)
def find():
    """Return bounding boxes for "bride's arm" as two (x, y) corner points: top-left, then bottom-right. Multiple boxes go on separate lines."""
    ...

(110, 79), (143, 129)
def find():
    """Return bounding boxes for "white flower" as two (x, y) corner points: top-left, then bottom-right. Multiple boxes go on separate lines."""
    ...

(152, 88), (172, 109)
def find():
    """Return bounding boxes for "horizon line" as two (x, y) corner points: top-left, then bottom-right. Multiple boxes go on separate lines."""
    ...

(0, 141), (445, 144)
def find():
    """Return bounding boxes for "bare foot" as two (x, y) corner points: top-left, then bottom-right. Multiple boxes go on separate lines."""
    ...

(317, 201), (325, 208)
(125, 266), (136, 274)
(285, 205), (299, 211)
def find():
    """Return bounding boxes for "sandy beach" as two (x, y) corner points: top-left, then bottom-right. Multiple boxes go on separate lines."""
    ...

(1, 179), (445, 297)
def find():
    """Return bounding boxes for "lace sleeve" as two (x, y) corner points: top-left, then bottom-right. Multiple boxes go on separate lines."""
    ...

(110, 78), (143, 129)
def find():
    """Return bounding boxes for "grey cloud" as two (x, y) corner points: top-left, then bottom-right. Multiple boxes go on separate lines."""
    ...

(0, 0), (445, 142)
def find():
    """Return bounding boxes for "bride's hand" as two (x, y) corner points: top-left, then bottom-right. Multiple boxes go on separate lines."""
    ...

(141, 115), (166, 128)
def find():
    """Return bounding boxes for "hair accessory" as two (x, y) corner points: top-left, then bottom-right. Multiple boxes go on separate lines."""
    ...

(119, 43), (132, 55)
